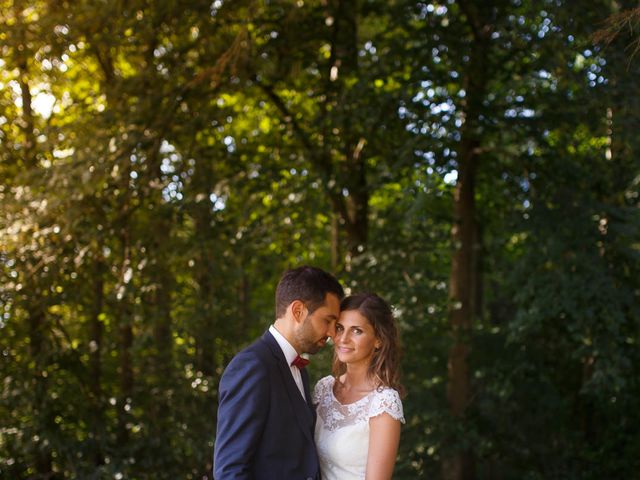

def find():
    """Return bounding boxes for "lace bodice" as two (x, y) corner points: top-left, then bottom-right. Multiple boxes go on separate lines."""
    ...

(313, 375), (404, 480)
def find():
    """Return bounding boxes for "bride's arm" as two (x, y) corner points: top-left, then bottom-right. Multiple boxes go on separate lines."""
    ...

(365, 412), (401, 480)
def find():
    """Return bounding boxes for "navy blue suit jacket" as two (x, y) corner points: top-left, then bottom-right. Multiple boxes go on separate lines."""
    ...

(214, 330), (320, 480)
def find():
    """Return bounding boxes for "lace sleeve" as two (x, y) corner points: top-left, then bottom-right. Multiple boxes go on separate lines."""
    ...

(369, 388), (405, 424)
(312, 375), (332, 406)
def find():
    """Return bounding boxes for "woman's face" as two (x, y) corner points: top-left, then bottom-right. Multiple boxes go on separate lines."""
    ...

(334, 309), (380, 366)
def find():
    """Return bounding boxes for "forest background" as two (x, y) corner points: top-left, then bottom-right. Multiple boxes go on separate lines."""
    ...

(1, 1), (639, 479)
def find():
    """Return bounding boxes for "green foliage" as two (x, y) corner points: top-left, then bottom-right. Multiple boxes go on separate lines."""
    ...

(1, 1), (639, 479)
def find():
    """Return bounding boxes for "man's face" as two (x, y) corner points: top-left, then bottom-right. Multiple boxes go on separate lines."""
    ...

(295, 293), (341, 354)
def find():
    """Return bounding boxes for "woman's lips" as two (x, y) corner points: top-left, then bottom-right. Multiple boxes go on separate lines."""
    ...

(335, 346), (353, 354)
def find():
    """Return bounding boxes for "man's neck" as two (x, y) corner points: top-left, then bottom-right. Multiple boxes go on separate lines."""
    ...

(272, 319), (299, 353)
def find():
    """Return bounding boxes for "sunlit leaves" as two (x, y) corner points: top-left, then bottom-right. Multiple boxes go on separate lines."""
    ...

(1, 1), (640, 479)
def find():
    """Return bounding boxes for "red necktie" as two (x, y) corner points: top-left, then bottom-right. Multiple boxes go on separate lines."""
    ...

(291, 355), (309, 369)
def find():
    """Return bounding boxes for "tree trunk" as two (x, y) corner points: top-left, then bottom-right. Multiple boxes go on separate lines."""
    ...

(142, 132), (175, 399)
(327, 0), (368, 264)
(331, 213), (340, 272)
(151, 246), (173, 384)
(237, 268), (250, 339)
(444, 145), (479, 480)
(15, 8), (53, 472)
(443, 3), (491, 479)
(17, 74), (36, 167)
(14, 2), (36, 169)
(89, 257), (105, 467)
(194, 255), (216, 376)
(259, 0), (369, 268)
(194, 257), (216, 377)
(117, 315), (133, 445)
(342, 155), (368, 261)
(117, 232), (134, 446)
(189, 155), (217, 376)
(29, 306), (54, 477)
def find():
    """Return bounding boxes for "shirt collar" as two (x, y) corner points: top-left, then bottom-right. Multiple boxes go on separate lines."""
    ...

(269, 325), (298, 366)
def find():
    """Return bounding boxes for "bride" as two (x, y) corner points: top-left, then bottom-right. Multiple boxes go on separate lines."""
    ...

(313, 293), (405, 480)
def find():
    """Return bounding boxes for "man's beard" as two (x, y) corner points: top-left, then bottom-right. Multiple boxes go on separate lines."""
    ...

(295, 315), (325, 354)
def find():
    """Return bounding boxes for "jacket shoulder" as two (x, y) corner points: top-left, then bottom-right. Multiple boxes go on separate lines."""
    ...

(224, 333), (276, 370)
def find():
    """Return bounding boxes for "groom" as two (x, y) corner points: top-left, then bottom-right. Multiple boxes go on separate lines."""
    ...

(213, 266), (344, 479)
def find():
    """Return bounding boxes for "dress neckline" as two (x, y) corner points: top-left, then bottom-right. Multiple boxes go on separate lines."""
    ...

(329, 376), (377, 407)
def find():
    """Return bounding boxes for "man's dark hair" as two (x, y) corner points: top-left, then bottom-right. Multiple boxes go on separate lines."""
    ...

(275, 266), (344, 318)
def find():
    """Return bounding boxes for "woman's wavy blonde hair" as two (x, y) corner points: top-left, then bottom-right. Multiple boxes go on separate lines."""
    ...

(332, 293), (405, 398)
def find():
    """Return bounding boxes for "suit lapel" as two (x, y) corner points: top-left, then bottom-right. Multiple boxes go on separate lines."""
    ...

(261, 331), (315, 440)
(301, 368), (317, 423)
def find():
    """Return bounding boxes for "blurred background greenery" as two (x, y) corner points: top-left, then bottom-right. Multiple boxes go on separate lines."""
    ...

(1, 1), (639, 479)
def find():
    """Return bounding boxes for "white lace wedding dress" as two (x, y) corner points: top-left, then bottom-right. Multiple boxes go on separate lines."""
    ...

(313, 375), (405, 480)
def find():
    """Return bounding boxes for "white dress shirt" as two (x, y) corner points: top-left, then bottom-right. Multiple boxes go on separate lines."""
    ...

(269, 325), (306, 400)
